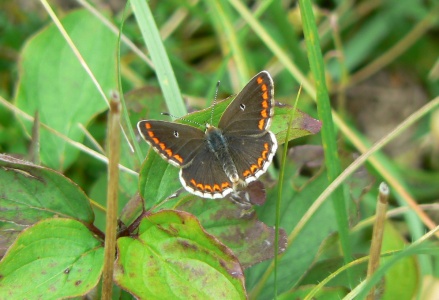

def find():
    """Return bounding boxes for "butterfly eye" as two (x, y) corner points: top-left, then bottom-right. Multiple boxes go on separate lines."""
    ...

(173, 130), (179, 138)
(239, 103), (246, 111)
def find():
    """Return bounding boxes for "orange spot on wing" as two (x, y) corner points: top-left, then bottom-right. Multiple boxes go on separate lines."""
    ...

(258, 157), (264, 167)
(159, 143), (166, 150)
(250, 164), (258, 173)
(258, 119), (265, 130)
(261, 109), (268, 118)
(173, 154), (183, 163)
(145, 123), (152, 129)
(243, 170), (251, 177)
(152, 138), (159, 144)
(257, 76), (263, 84)
(165, 149), (173, 157)
(148, 131), (154, 138)
(262, 100), (268, 108)
(262, 91), (268, 100)
(261, 84), (267, 92)
(189, 179), (229, 193)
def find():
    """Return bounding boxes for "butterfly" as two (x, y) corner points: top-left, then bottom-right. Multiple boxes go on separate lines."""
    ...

(138, 71), (278, 199)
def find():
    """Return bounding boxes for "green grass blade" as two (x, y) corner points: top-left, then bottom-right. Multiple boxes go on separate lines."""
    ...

(130, 0), (187, 118)
(298, 0), (353, 281)
(118, 2), (145, 161)
(274, 87), (302, 298)
(229, 0), (313, 94)
(205, 0), (250, 83)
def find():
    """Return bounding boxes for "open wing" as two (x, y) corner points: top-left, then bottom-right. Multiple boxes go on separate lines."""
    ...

(138, 120), (205, 167)
(218, 71), (275, 135)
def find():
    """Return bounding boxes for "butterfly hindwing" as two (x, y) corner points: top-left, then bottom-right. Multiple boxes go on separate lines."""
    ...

(226, 131), (277, 183)
(137, 120), (205, 167)
(218, 71), (275, 135)
(180, 147), (234, 199)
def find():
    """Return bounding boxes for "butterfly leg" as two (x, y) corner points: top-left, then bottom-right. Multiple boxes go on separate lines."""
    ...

(231, 177), (247, 191)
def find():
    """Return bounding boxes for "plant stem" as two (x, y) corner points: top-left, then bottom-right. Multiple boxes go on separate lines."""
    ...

(102, 96), (122, 299)
(366, 182), (389, 300)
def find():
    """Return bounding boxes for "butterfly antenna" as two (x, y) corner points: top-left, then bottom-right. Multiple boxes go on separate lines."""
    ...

(161, 112), (202, 126)
(210, 80), (221, 124)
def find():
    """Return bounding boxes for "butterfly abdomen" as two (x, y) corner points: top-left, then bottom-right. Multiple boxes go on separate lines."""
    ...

(205, 126), (240, 184)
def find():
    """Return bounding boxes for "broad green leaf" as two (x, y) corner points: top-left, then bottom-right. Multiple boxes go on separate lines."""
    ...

(138, 148), (181, 210)
(0, 222), (26, 257)
(0, 154), (94, 252)
(15, 9), (117, 170)
(271, 105), (321, 143)
(0, 218), (104, 299)
(174, 197), (287, 269)
(381, 222), (418, 300)
(247, 173), (337, 298)
(114, 210), (246, 299)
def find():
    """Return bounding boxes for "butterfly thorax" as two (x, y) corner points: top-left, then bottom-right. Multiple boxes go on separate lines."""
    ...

(205, 124), (240, 185)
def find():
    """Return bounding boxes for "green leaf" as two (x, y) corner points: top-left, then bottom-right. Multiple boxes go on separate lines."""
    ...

(15, 10), (117, 170)
(0, 218), (104, 299)
(381, 222), (418, 300)
(173, 198), (287, 269)
(0, 154), (94, 252)
(138, 149), (181, 209)
(247, 173), (337, 298)
(114, 210), (246, 299)
(271, 104), (322, 142)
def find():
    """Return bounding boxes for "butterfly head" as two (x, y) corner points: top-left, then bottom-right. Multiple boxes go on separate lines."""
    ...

(204, 123), (217, 133)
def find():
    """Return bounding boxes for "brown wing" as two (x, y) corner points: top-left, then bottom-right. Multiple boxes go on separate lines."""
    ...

(218, 71), (275, 135)
(226, 131), (277, 183)
(179, 146), (234, 199)
(137, 120), (205, 167)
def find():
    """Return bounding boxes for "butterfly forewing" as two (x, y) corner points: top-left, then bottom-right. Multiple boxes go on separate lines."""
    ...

(218, 71), (274, 134)
(137, 120), (205, 167)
